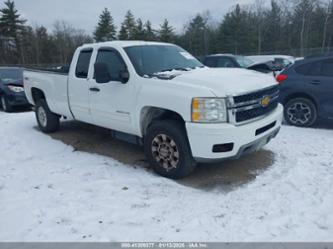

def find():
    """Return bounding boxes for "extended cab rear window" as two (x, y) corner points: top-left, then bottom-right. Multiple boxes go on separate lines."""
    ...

(75, 49), (93, 78)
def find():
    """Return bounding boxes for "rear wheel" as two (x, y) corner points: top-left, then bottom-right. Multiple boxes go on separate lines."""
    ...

(1, 95), (13, 113)
(284, 98), (317, 127)
(35, 99), (60, 133)
(144, 120), (196, 179)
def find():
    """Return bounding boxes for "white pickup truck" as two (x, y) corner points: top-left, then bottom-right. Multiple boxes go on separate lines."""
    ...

(24, 41), (283, 179)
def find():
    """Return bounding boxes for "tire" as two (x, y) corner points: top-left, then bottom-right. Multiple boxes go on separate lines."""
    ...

(35, 99), (60, 133)
(284, 97), (317, 127)
(144, 120), (197, 179)
(1, 95), (13, 113)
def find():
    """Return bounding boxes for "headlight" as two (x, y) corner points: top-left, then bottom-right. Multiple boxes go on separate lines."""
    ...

(192, 98), (227, 123)
(8, 85), (24, 93)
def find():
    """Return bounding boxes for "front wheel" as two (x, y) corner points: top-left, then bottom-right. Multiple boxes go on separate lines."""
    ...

(1, 95), (13, 112)
(144, 120), (197, 179)
(35, 100), (60, 133)
(284, 98), (317, 127)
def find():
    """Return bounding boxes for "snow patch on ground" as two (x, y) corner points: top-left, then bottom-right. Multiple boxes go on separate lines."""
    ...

(0, 112), (333, 241)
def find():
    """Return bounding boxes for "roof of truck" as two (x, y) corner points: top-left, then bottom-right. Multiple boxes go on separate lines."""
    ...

(80, 40), (175, 50)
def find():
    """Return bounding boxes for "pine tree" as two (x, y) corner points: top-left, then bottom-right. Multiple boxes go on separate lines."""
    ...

(184, 14), (209, 56)
(159, 19), (175, 42)
(133, 18), (145, 40)
(218, 4), (253, 54)
(0, 0), (26, 63)
(144, 20), (156, 41)
(263, 0), (283, 52)
(118, 10), (136, 40)
(118, 24), (128, 40)
(93, 8), (117, 42)
(0, 0), (26, 37)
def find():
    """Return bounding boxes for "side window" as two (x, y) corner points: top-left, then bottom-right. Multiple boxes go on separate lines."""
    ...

(75, 49), (93, 78)
(295, 62), (321, 76)
(295, 63), (311, 75)
(204, 57), (217, 67)
(95, 49), (126, 82)
(217, 57), (237, 68)
(309, 61), (322, 76)
(321, 59), (333, 77)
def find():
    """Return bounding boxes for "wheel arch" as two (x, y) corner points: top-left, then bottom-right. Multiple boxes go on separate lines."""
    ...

(139, 106), (186, 137)
(31, 87), (46, 105)
(282, 92), (319, 111)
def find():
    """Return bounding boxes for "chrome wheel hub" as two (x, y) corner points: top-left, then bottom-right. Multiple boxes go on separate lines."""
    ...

(287, 102), (311, 125)
(151, 134), (179, 171)
(37, 106), (47, 127)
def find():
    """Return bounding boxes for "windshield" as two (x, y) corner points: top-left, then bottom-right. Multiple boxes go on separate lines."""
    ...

(235, 56), (254, 68)
(0, 69), (23, 83)
(124, 45), (204, 77)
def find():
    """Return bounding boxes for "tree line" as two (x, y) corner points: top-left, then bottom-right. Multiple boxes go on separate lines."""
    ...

(0, 0), (332, 66)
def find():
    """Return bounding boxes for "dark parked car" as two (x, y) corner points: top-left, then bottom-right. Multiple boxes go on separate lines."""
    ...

(202, 54), (278, 74)
(277, 55), (333, 127)
(0, 67), (31, 112)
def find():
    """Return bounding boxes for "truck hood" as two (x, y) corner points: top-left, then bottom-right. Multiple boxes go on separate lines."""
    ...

(174, 67), (278, 97)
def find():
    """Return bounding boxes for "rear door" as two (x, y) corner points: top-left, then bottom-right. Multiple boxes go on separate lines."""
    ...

(299, 59), (333, 118)
(68, 48), (93, 123)
(318, 59), (333, 118)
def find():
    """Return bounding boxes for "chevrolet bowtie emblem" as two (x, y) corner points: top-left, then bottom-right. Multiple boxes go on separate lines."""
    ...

(261, 96), (271, 107)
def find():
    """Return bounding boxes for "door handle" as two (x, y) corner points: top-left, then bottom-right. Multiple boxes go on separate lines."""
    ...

(309, 80), (321, 85)
(89, 87), (100, 92)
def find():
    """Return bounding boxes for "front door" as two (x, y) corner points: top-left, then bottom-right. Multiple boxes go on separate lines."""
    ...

(89, 48), (134, 133)
(302, 58), (333, 119)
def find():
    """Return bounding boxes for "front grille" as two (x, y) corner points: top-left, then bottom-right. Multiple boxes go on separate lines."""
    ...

(234, 85), (279, 105)
(230, 85), (279, 123)
(236, 101), (278, 122)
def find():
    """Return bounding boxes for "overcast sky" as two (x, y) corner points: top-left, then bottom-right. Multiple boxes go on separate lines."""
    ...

(5, 0), (254, 34)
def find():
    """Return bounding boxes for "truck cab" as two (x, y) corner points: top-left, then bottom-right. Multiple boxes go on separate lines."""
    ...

(24, 41), (283, 179)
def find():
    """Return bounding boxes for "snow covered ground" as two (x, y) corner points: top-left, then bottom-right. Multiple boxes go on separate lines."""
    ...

(0, 111), (333, 242)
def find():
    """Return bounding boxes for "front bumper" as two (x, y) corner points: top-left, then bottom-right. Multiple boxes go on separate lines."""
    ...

(6, 92), (30, 106)
(186, 104), (283, 162)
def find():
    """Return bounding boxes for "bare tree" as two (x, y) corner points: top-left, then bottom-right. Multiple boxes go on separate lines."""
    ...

(254, 0), (266, 54)
(321, 0), (333, 51)
(294, 0), (315, 56)
(53, 21), (92, 64)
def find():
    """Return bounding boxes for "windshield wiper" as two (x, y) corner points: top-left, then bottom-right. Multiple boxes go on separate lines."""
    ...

(159, 67), (191, 73)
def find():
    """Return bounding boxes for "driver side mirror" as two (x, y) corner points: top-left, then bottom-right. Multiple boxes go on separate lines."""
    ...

(94, 62), (130, 84)
(94, 62), (111, 84)
(119, 70), (130, 84)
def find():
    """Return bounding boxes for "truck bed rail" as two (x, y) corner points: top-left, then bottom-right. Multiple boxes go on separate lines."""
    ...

(24, 66), (69, 75)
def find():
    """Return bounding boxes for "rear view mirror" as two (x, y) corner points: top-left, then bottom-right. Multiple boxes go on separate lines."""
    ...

(94, 62), (111, 83)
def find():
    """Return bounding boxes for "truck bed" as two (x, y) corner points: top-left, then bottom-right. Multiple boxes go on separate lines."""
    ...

(23, 68), (73, 118)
